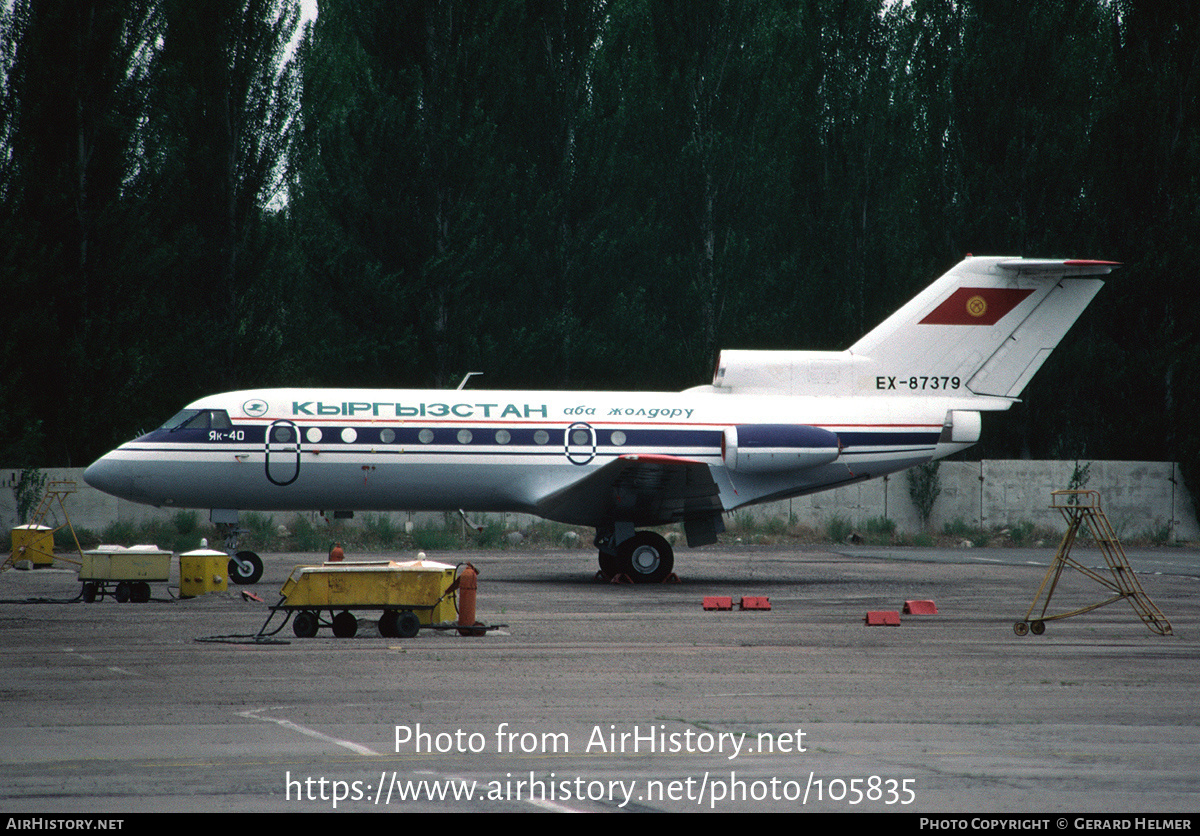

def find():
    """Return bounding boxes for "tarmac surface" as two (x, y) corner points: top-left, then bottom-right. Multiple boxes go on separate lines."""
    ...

(1, 542), (1197, 814)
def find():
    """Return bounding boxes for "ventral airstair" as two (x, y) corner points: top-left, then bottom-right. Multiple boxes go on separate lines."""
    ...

(1014, 490), (1172, 636)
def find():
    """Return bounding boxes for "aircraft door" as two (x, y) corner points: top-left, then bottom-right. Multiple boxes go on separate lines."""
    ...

(565, 422), (596, 465)
(265, 420), (301, 486)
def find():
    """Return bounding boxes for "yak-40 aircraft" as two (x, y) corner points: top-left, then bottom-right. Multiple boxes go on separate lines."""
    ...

(85, 256), (1116, 584)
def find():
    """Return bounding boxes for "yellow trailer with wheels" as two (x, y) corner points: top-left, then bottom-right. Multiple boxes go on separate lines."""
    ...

(263, 559), (458, 639)
(79, 545), (172, 603)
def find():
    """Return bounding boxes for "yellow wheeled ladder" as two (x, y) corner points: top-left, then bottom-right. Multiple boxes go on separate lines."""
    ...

(3, 480), (85, 572)
(1014, 490), (1172, 636)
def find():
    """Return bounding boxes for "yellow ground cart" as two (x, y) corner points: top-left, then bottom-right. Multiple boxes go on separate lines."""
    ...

(79, 546), (172, 603)
(258, 559), (459, 639)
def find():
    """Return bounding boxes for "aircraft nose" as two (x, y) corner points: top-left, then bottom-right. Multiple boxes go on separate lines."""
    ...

(83, 455), (133, 500)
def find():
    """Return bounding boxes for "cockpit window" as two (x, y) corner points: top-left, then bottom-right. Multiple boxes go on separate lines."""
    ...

(160, 409), (201, 430)
(180, 411), (211, 430)
(159, 409), (233, 431)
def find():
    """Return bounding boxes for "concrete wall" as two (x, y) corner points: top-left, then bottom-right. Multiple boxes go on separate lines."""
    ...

(3, 461), (1197, 543)
(739, 460), (1198, 541)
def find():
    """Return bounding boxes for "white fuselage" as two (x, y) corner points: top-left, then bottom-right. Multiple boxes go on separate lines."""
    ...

(83, 386), (976, 527)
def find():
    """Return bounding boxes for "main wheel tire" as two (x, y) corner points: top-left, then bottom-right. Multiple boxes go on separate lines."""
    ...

(617, 531), (674, 584)
(292, 610), (319, 638)
(332, 610), (358, 638)
(597, 551), (619, 578)
(228, 551), (264, 585)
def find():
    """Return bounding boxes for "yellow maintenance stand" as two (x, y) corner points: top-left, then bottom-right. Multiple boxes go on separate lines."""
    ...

(5, 481), (84, 571)
(1014, 490), (1172, 636)
(259, 558), (459, 640)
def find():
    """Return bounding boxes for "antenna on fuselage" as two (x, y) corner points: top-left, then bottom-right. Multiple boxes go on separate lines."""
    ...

(456, 371), (483, 390)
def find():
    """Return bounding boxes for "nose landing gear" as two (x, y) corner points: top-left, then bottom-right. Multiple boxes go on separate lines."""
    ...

(215, 520), (263, 585)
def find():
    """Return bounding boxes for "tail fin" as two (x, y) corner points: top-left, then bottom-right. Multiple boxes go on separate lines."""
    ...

(706, 257), (1117, 399)
(848, 257), (1116, 398)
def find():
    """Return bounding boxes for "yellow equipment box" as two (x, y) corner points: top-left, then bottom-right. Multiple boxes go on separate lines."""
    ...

(12, 524), (55, 567)
(179, 549), (230, 598)
(280, 559), (457, 625)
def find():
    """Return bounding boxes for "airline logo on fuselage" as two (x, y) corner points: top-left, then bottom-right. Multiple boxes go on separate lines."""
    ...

(235, 399), (697, 422)
(290, 401), (549, 419)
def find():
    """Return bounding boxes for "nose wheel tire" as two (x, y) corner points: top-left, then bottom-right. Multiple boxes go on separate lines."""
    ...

(228, 551), (263, 585)
(617, 531), (674, 584)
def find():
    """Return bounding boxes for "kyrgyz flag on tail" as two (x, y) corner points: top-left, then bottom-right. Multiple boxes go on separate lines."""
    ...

(920, 287), (1034, 326)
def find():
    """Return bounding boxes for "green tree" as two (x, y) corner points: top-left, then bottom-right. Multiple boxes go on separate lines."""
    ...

(135, 0), (301, 395)
(0, 0), (158, 464)
(288, 1), (496, 388)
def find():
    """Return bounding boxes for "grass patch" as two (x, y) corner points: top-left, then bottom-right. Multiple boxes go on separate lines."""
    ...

(861, 516), (896, 544)
(824, 515), (853, 543)
(1008, 520), (1036, 546)
(943, 518), (990, 548)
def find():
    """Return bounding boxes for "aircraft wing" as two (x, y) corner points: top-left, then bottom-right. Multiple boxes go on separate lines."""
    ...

(534, 454), (723, 529)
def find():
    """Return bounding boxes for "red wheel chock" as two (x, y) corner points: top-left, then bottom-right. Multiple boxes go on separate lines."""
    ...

(903, 600), (938, 614)
(864, 610), (901, 626)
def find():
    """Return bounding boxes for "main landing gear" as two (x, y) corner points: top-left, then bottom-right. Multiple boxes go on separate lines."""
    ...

(595, 527), (674, 584)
